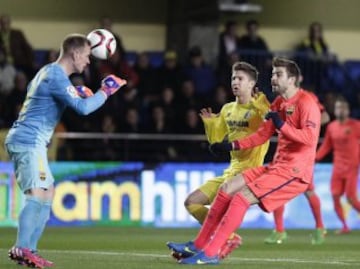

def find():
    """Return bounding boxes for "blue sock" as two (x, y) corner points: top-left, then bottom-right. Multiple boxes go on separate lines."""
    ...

(29, 200), (52, 252)
(16, 196), (42, 248)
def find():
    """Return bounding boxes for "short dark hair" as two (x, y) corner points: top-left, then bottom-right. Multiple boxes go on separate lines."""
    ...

(246, 19), (259, 30)
(335, 95), (349, 105)
(232, 61), (258, 82)
(272, 57), (301, 86)
(61, 34), (90, 55)
(225, 20), (237, 31)
(189, 46), (202, 58)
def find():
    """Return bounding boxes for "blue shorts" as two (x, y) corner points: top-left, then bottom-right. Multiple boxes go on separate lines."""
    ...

(5, 144), (54, 193)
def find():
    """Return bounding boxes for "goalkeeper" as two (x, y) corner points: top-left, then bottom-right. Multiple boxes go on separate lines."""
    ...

(182, 61), (270, 259)
(5, 33), (126, 268)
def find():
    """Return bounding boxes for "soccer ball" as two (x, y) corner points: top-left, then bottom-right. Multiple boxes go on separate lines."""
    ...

(87, 29), (117, 60)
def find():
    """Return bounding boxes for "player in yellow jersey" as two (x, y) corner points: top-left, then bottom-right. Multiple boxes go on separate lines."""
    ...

(175, 61), (270, 259)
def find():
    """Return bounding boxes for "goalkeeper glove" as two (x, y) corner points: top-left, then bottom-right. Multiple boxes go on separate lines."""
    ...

(101, 75), (127, 97)
(75, 86), (94, 98)
(265, 111), (284, 129)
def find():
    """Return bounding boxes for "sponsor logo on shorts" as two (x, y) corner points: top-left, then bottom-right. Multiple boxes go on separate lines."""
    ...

(40, 172), (46, 181)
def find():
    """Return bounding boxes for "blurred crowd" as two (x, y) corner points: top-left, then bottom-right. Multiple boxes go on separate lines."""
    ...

(0, 14), (359, 161)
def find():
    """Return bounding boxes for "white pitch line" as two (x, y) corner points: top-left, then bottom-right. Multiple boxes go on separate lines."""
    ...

(42, 249), (359, 266)
(1, 248), (358, 266)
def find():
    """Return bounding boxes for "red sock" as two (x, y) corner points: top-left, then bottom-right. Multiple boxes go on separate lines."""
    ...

(333, 195), (348, 229)
(307, 193), (324, 228)
(273, 206), (285, 232)
(203, 193), (250, 257)
(194, 190), (231, 249)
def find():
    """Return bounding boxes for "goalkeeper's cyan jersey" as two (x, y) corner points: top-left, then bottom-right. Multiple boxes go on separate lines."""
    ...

(6, 63), (106, 147)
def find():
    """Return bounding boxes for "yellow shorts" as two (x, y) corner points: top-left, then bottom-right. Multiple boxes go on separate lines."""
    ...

(199, 170), (238, 202)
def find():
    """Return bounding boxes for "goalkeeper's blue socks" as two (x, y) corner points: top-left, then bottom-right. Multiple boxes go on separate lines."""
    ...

(16, 196), (42, 248)
(29, 200), (52, 251)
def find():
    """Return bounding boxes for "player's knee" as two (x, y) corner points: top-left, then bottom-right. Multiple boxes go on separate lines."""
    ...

(184, 193), (203, 208)
(184, 195), (193, 208)
(219, 182), (231, 194)
(220, 182), (238, 196)
(45, 188), (55, 201)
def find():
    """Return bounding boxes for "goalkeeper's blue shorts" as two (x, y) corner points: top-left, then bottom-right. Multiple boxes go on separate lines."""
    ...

(6, 144), (54, 193)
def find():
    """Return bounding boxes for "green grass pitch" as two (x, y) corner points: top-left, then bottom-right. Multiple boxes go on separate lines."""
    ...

(1, 227), (359, 269)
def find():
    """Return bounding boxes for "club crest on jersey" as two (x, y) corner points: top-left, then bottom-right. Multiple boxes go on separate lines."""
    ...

(243, 110), (251, 119)
(286, 105), (295, 115)
(67, 86), (79, 98)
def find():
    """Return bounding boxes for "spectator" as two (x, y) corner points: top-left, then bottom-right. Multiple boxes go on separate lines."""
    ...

(181, 108), (204, 134)
(322, 91), (337, 119)
(0, 98), (6, 129)
(134, 52), (157, 104)
(119, 107), (143, 133)
(0, 45), (16, 96)
(176, 80), (200, 119)
(117, 86), (143, 123)
(239, 19), (271, 92)
(69, 73), (85, 87)
(218, 20), (240, 70)
(118, 107), (145, 161)
(217, 51), (240, 91)
(0, 14), (34, 78)
(184, 46), (216, 103)
(176, 107), (208, 161)
(53, 122), (73, 161)
(145, 105), (172, 134)
(5, 71), (28, 125)
(296, 22), (334, 91)
(93, 114), (120, 160)
(44, 49), (59, 64)
(297, 22), (332, 61)
(99, 15), (125, 56)
(155, 50), (183, 92)
(142, 104), (178, 161)
(352, 91), (360, 118)
(98, 47), (139, 90)
(239, 19), (269, 52)
(211, 85), (229, 113)
(158, 86), (177, 127)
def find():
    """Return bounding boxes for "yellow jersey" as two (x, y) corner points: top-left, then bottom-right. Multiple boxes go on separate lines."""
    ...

(202, 93), (270, 175)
